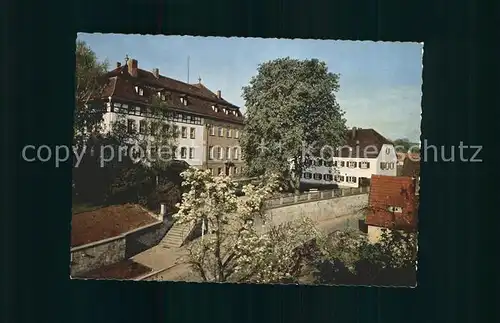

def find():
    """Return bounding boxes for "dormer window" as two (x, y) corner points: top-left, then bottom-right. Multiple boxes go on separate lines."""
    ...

(232, 111), (237, 116)
(158, 91), (167, 101)
(135, 86), (144, 96)
(212, 105), (219, 113)
(180, 96), (188, 106)
(387, 206), (403, 213)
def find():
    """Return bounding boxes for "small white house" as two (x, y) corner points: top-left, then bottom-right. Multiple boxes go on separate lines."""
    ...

(300, 127), (398, 188)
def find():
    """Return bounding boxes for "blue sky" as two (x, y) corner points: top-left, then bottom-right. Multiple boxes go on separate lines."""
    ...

(77, 33), (422, 142)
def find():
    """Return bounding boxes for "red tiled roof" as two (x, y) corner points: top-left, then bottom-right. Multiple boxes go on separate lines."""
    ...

(99, 64), (244, 125)
(71, 204), (158, 247)
(337, 128), (393, 158)
(366, 175), (417, 231)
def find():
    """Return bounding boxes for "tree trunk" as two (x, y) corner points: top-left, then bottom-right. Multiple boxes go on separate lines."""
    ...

(214, 217), (225, 282)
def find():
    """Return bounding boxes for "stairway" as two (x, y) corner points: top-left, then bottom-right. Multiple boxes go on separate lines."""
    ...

(159, 221), (196, 248)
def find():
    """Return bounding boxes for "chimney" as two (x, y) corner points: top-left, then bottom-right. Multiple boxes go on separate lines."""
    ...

(116, 62), (122, 68)
(352, 127), (357, 138)
(152, 68), (159, 78)
(127, 59), (138, 77)
(216, 90), (221, 99)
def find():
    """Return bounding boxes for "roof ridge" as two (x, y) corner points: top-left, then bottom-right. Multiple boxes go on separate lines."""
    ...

(136, 68), (233, 106)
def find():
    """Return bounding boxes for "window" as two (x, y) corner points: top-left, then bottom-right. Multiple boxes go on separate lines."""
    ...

(332, 161), (338, 167)
(158, 146), (170, 161)
(233, 147), (239, 160)
(180, 97), (188, 105)
(380, 162), (393, 170)
(180, 147), (187, 159)
(139, 120), (147, 134)
(388, 206), (403, 213)
(134, 106), (141, 116)
(234, 167), (238, 174)
(227, 129), (232, 138)
(212, 105), (219, 112)
(225, 147), (231, 159)
(208, 146), (214, 160)
(323, 174), (333, 181)
(209, 126), (216, 136)
(159, 92), (166, 101)
(235, 130), (240, 139)
(149, 146), (158, 158)
(189, 148), (195, 159)
(150, 123), (158, 136)
(340, 161), (345, 167)
(209, 168), (214, 175)
(313, 173), (322, 180)
(334, 175), (345, 182)
(181, 126), (187, 138)
(173, 125), (179, 138)
(135, 86), (144, 96)
(112, 102), (121, 113)
(313, 159), (323, 167)
(190, 127), (196, 139)
(218, 127), (224, 137)
(303, 172), (312, 179)
(162, 124), (169, 134)
(348, 161), (357, 168)
(127, 119), (136, 133)
(171, 146), (177, 159)
(346, 176), (357, 183)
(216, 147), (222, 160)
(359, 161), (370, 169)
(217, 167), (222, 175)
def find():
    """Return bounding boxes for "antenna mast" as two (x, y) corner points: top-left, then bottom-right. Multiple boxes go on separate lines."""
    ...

(187, 56), (190, 83)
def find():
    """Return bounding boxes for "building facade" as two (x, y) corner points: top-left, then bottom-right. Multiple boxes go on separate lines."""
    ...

(300, 128), (398, 188)
(96, 58), (245, 172)
(205, 114), (245, 176)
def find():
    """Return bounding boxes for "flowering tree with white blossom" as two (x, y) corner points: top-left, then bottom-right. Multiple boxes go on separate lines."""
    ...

(174, 167), (321, 283)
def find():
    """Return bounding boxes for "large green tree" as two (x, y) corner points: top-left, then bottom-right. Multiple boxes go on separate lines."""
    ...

(73, 42), (180, 208)
(74, 40), (109, 145)
(393, 138), (420, 153)
(240, 58), (347, 193)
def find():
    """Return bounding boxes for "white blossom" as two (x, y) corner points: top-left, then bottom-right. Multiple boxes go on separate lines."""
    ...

(175, 168), (319, 283)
